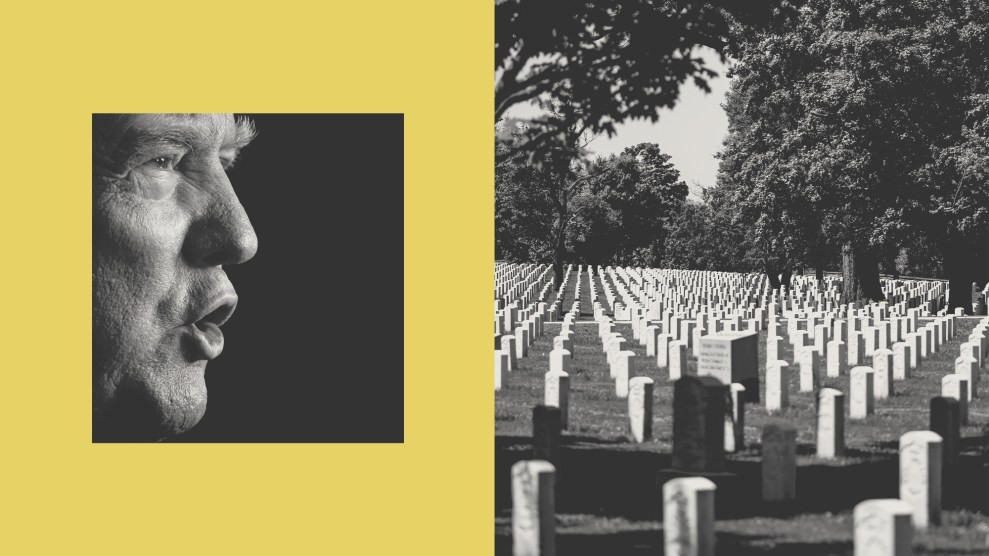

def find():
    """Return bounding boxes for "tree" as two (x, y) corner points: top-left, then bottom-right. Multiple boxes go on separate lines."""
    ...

(589, 143), (689, 265)
(716, 0), (988, 305)
(496, 136), (689, 283)
(495, 0), (804, 164)
(495, 127), (601, 287)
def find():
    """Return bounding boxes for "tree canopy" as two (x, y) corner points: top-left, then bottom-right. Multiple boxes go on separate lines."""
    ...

(495, 0), (803, 164)
(714, 0), (988, 304)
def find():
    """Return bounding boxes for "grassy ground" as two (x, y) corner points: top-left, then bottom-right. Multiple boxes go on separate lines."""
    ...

(495, 270), (989, 555)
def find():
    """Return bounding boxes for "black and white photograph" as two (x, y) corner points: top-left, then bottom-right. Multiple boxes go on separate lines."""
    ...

(93, 113), (404, 443)
(494, 1), (989, 554)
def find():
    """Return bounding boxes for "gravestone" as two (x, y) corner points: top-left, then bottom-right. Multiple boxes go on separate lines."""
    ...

(496, 350), (508, 391)
(656, 333), (674, 369)
(908, 333), (921, 371)
(532, 405), (561, 468)
(762, 422), (797, 503)
(673, 376), (727, 472)
(553, 336), (573, 359)
(765, 361), (790, 414)
(798, 345), (819, 393)
(646, 325), (661, 357)
(724, 383), (746, 453)
(853, 499), (913, 556)
(891, 342), (909, 380)
(817, 388), (845, 458)
(767, 335), (783, 364)
(827, 339), (846, 378)
(516, 327), (529, 358)
(899, 430), (942, 529)
(872, 348), (893, 400)
(669, 340), (688, 381)
(848, 331), (864, 366)
(940, 375), (968, 426)
(954, 355), (978, 400)
(863, 326), (878, 356)
(698, 331), (759, 402)
(502, 335), (518, 371)
(512, 460), (556, 556)
(614, 351), (635, 398)
(929, 397), (959, 469)
(628, 376), (654, 443)
(663, 477), (716, 556)
(549, 349), (570, 375)
(814, 323), (829, 355)
(850, 366), (875, 419)
(544, 371), (570, 430)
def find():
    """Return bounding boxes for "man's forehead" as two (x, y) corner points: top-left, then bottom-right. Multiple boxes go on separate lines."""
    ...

(123, 113), (236, 140)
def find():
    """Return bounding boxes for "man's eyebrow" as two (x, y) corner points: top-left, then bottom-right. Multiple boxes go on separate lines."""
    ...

(118, 125), (213, 162)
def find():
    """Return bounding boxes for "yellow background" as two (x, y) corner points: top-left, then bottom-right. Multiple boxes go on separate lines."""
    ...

(0, 2), (491, 554)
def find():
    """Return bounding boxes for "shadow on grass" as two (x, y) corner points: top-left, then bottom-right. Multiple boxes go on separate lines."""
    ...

(496, 434), (988, 521)
(493, 527), (858, 555)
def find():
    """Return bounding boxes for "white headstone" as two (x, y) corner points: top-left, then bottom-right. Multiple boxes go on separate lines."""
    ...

(614, 350), (635, 398)
(501, 335), (518, 371)
(817, 388), (845, 459)
(850, 366), (875, 419)
(827, 339), (846, 378)
(941, 375), (968, 426)
(544, 370), (570, 429)
(891, 342), (910, 380)
(765, 361), (790, 414)
(899, 430), (942, 529)
(798, 345), (819, 393)
(656, 333), (674, 369)
(512, 460), (556, 556)
(549, 349), (571, 375)
(669, 340), (688, 382)
(628, 376), (654, 443)
(663, 477), (716, 556)
(871, 348), (893, 400)
(697, 331), (759, 402)
(853, 499), (913, 556)
(495, 350), (508, 391)
(954, 355), (978, 400)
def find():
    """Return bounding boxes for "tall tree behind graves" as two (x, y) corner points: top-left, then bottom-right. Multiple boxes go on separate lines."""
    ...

(495, 0), (804, 165)
(588, 143), (689, 266)
(717, 0), (988, 304)
(495, 128), (599, 286)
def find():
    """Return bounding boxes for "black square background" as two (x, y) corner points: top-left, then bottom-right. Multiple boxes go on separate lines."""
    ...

(174, 114), (404, 442)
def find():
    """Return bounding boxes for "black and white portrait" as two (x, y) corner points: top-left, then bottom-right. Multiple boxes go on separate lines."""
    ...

(93, 113), (404, 443)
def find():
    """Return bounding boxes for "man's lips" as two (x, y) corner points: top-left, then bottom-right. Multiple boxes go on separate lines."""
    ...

(183, 294), (238, 361)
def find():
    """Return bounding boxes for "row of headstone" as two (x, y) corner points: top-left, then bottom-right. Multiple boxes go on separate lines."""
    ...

(511, 429), (944, 555)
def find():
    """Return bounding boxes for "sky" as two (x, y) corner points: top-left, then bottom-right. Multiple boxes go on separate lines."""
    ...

(585, 49), (732, 200)
(503, 48), (733, 201)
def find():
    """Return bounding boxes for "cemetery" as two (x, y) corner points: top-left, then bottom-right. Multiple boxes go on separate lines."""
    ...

(493, 262), (989, 555)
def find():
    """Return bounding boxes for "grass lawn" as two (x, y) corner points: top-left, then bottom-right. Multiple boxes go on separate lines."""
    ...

(495, 270), (989, 555)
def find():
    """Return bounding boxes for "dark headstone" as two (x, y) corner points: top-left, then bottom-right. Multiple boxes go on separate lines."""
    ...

(673, 376), (727, 472)
(533, 405), (561, 467)
(929, 397), (959, 468)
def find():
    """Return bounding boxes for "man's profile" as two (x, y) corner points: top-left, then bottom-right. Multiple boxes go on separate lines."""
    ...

(92, 113), (258, 442)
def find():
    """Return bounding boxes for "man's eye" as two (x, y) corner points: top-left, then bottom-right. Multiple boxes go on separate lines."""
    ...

(143, 155), (181, 171)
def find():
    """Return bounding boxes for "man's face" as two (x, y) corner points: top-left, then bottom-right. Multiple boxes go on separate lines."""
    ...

(92, 113), (257, 441)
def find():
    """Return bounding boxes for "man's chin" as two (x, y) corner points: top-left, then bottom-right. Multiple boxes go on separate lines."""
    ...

(93, 366), (209, 442)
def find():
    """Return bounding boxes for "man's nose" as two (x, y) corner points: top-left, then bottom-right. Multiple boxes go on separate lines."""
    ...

(183, 173), (258, 267)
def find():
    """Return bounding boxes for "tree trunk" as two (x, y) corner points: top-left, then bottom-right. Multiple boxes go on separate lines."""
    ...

(765, 262), (781, 290)
(815, 266), (824, 283)
(780, 268), (793, 292)
(552, 260), (564, 292)
(943, 240), (974, 315)
(840, 242), (884, 304)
